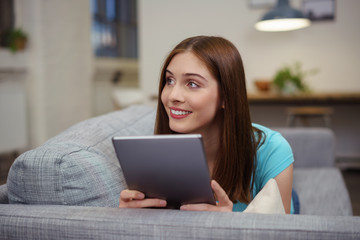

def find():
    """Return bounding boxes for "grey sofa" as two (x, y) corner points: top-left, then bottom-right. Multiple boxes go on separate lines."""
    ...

(0, 105), (359, 239)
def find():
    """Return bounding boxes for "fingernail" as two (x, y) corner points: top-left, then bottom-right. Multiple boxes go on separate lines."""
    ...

(160, 200), (167, 206)
(137, 193), (145, 198)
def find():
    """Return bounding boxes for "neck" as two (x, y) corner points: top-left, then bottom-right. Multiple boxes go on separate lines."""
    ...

(201, 127), (221, 176)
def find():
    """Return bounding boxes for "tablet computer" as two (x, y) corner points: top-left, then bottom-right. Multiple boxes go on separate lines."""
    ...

(112, 134), (216, 209)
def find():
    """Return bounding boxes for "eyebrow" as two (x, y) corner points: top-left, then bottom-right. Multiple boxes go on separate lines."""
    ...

(166, 69), (207, 81)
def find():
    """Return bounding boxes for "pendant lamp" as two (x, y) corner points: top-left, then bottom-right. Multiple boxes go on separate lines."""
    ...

(255, 0), (311, 32)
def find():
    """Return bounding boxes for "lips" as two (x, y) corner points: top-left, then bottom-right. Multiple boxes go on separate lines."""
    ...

(169, 107), (192, 119)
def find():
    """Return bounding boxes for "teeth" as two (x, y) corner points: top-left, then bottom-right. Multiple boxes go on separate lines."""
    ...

(171, 109), (191, 115)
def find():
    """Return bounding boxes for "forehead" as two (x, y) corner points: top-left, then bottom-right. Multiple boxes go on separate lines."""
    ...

(167, 52), (210, 75)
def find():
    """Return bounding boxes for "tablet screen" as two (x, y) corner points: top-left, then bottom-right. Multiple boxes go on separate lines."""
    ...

(112, 134), (216, 209)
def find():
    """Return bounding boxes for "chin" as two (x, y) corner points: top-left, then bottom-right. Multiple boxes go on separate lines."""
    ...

(169, 125), (190, 134)
(170, 128), (187, 134)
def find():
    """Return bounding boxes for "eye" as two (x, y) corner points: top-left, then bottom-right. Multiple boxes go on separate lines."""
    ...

(187, 81), (200, 88)
(165, 77), (175, 85)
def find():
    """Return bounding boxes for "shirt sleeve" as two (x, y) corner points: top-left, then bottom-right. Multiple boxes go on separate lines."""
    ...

(255, 131), (294, 191)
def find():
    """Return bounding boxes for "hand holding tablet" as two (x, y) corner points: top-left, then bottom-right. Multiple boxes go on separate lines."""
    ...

(119, 189), (167, 208)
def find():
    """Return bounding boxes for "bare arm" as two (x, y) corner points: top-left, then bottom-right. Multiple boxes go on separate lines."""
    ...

(274, 164), (294, 214)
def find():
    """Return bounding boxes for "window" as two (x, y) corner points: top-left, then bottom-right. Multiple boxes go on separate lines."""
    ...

(0, 0), (15, 47)
(91, 0), (138, 58)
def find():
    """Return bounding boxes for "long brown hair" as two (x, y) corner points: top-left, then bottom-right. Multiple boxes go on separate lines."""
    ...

(155, 36), (263, 203)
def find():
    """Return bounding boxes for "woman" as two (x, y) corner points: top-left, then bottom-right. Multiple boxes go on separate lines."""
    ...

(119, 36), (295, 213)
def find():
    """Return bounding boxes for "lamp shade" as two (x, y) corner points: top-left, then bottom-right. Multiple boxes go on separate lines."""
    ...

(255, 0), (310, 32)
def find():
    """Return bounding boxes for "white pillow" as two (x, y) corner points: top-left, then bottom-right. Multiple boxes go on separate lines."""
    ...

(243, 178), (285, 214)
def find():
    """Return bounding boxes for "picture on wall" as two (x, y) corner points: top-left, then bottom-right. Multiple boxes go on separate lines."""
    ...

(302, 0), (335, 21)
(249, 0), (276, 8)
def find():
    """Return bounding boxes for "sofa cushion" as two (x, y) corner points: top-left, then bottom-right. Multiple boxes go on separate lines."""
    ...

(293, 167), (353, 216)
(7, 105), (156, 206)
(0, 184), (8, 204)
(244, 178), (285, 214)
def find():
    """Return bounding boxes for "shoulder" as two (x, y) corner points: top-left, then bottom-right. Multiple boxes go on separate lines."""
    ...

(252, 123), (294, 189)
(252, 123), (292, 153)
(252, 123), (280, 138)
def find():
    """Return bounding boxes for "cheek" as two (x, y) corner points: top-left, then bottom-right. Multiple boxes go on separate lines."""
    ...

(194, 92), (220, 111)
(190, 96), (206, 109)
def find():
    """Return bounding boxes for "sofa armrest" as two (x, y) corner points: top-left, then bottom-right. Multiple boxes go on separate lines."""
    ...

(0, 205), (359, 239)
(7, 105), (156, 206)
(275, 127), (335, 168)
(0, 184), (8, 204)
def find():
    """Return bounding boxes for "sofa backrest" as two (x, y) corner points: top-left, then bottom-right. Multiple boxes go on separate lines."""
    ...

(275, 127), (335, 168)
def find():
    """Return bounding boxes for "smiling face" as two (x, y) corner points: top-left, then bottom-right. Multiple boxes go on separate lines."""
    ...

(161, 51), (223, 138)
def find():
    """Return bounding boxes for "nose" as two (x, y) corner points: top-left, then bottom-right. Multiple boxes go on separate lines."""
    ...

(168, 85), (185, 103)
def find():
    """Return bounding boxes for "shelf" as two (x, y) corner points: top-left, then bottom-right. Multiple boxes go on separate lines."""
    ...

(0, 49), (28, 70)
(247, 92), (360, 105)
(0, 68), (27, 74)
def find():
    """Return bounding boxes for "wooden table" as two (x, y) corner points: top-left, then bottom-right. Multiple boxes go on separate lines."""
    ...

(247, 92), (360, 105)
(247, 91), (360, 164)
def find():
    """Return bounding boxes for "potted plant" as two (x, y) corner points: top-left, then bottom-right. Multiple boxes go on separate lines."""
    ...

(272, 62), (318, 95)
(1, 28), (28, 53)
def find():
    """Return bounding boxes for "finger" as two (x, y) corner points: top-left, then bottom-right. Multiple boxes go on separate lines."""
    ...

(120, 189), (145, 201)
(211, 180), (232, 207)
(125, 198), (167, 208)
(180, 203), (215, 212)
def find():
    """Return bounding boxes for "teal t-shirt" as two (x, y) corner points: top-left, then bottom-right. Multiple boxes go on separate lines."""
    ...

(232, 124), (295, 213)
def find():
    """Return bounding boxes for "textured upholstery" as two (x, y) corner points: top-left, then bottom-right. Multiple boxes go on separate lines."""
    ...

(0, 205), (359, 240)
(7, 105), (155, 206)
(0, 184), (8, 204)
(294, 168), (352, 216)
(275, 127), (335, 168)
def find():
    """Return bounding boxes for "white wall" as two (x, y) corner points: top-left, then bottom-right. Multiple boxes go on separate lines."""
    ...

(12, 0), (93, 148)
(138, 0), (360, 160)
(139, 0), (360, 98)
(1, 0), (358, 152)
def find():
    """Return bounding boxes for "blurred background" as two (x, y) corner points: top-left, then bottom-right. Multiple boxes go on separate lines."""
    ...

(0, 0), (359, 212)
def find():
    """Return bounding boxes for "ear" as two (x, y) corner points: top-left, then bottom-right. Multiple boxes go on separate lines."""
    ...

(222, 101), (225, 109)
